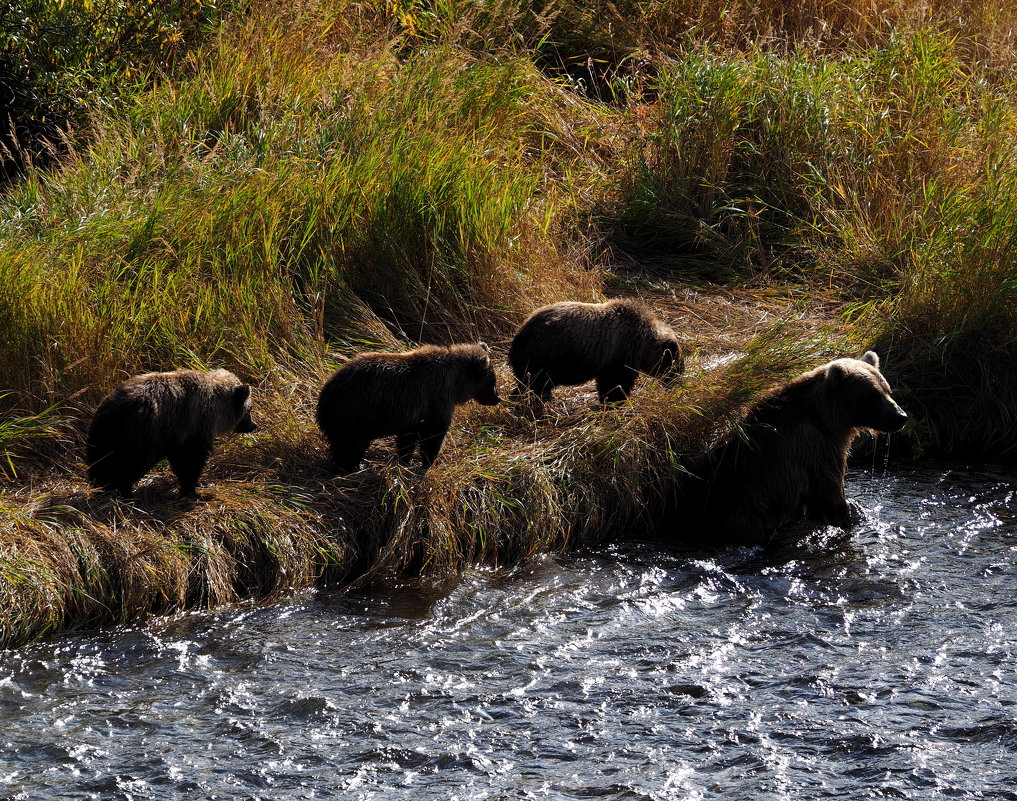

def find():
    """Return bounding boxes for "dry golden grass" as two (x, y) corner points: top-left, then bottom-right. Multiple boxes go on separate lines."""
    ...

(0, 289), (843, 647)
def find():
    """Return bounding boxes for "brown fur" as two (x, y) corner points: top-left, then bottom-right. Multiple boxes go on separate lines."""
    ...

(678, 352), (908, 546)
(316, 342), (501, 473)
(86, 369), (257, 498)
(508, 298), (683, 405)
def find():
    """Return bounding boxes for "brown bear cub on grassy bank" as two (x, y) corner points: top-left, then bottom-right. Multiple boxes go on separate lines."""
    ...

(679, 351), (908, 546)
(86, 369), (257, 498)
(316, 342), (501, 473)
(508, 299), (683, 406)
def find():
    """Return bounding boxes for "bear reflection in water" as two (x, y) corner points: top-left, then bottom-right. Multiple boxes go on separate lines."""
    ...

(678, 351), (908, 546)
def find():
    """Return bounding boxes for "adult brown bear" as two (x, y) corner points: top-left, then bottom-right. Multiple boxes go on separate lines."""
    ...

(508, 299), (682, 406)
(316, 342), (500, 473)
(86, 369), (257, 498)
(679, 351), (908, 546)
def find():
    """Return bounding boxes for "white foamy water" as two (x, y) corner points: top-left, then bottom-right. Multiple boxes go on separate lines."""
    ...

(1, 465), (1016, 800)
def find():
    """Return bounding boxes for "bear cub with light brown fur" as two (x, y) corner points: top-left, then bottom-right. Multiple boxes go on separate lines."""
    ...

(508, 298), (683, 406)
(87, 368), (257, 498)
(680, 351), (908, 546)
(316, 342), (501, 473)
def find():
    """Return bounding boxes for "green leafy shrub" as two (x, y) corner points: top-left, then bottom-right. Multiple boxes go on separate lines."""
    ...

(0, 0), (226, 180)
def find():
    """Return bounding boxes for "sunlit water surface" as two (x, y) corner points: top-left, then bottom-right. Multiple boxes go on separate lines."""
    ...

(2, 466), (1017, 800)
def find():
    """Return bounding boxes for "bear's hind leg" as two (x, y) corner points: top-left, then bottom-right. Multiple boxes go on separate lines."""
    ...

(102, 447), (157, 498)
(330, 437), (371, 474)
(396, 431), (419, 465)
(87, 450), (124, 494)
(113, 468), (140, 498)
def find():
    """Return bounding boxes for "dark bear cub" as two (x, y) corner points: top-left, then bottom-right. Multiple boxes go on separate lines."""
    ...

(508, 298), (683, 406)
(316, 342), (500, 473)
(678, 351), (908, 546)
(87, 369), (257, 498)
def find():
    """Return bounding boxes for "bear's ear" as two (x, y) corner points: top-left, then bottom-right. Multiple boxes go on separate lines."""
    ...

(477, 342), (491, 368)
(478, 341), (490, 353)
(826, 361), (846, 385)
(233, 384), (252, 408)
(861, 351), (880, 369)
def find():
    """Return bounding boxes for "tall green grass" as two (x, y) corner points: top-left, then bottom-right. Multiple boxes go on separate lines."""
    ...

(611, 32), (1010, 278)
(603, 29), (1017, 455)
(0, 7), (601, 418)
(5, 2), (1012, 450)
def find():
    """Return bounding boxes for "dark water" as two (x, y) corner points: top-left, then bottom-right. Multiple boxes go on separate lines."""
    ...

(2, 466), (1017, 800)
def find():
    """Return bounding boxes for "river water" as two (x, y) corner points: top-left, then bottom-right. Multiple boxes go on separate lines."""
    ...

(1, 465), (1016, 800)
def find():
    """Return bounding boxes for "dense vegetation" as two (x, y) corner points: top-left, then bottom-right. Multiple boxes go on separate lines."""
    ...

(1, 0), (1015, 645)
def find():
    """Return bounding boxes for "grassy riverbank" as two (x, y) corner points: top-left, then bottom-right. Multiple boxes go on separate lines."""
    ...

(2, 0), (1016, 645)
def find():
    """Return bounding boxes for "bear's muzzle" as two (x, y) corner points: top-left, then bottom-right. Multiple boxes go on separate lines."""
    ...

(236, 416), (258, 434)
(879, 405), (908, 433)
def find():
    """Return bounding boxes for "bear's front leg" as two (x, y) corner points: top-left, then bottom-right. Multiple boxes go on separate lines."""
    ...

(417, 418), (451, 470)
(596, 365), (638, 405)
(805, 481), (851, 529)
(518, 369), (554, 405)
(168, 438), (214, 498)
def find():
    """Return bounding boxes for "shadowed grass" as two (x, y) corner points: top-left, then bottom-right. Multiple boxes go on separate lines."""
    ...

(864, 145), (1017, 457)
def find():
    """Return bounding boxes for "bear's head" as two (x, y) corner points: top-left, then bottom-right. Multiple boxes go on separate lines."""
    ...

(470, 342), (501, 406)
(232, 384), (258, 433)
(824, 351), (907, 434)
(646, 326), (685, 383)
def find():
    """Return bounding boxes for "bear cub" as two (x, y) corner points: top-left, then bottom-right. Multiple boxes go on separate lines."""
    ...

(87, 368), (257, 498)
(679, 351), (908, 546)
(316, 342), (500, 473)
(508, 298), (683, 406)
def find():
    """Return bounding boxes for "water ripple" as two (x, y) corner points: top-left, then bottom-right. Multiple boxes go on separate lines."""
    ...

(2, 466), (1017, 799)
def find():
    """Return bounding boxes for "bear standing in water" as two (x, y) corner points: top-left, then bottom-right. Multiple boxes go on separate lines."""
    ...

(316, 342), (500, 473)
(508, 299), (683, 406)
(87, 369), (257, 498)
(679, 351), (908, 546)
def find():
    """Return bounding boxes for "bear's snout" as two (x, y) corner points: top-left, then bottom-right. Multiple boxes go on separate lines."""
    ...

(236, 416), (258, 434)
(878, 403), (908, 433)
(659, 363), (684, 387)
(888, 408), (908, 431)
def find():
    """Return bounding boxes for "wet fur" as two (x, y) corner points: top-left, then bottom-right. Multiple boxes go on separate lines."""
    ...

(508, 298), (682, 405)
(86, 369), (256, 498)
(316, 343), (501, 473)
(678, 352), (908, 546)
